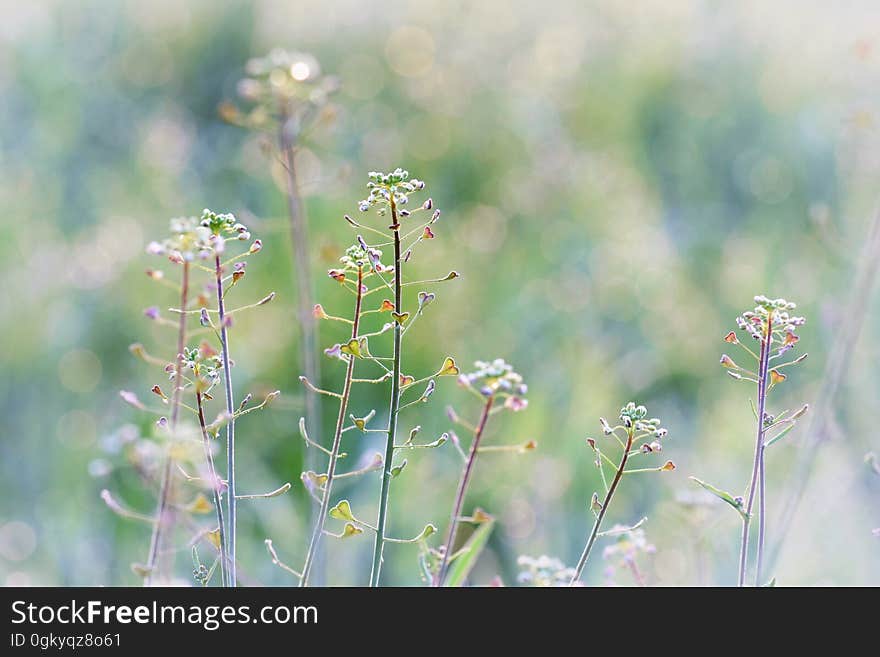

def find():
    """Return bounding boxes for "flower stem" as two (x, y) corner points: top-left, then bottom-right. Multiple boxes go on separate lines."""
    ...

(628, 560), (646, 587)
(370, 200), (402, 587)
(279, 125), (322, 472)
(196, 391), (228, 587)
(756, 456), (766, 586)
(738, 313), (772, 587)
(144, 260), (189, 585)
(214, 254), (237, 586)
(756, 314), (773, 585)
(170, 263), (190, 429)
(435, 396), (494, 586)
(570, 429), (634, 585)
(300, 266), (363, 587)
(280, 123), (324, 583)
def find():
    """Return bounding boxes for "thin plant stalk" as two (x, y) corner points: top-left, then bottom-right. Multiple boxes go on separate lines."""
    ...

(435, 396), (494, 586)
(300, 265), (363, 586)
(214, 254), (237, 586)
(196, 390), (228, 587)
(280, 125), (323, 583)
(738, 313), (772, 587)
(569, 429), (634, 585)
(628, 561), (646, 587)
(370, 199), (402, 587)
(756, 454), (766, 586)
(770, 207), (880, 566)
(144, 260), (189, 584)
(169, 263), (190, 429)
(756, 417), (767, 585)
(279, 121), (322, 459)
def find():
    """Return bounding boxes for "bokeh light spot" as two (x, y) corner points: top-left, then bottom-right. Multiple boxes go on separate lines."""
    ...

(58, 349), (102, 393)
(340, 54), (385, 100)
(385, 26), (435, 78)
(57, 409), (98, 449)
(0, 521), (37, 562)
(291, 61), (311, 81)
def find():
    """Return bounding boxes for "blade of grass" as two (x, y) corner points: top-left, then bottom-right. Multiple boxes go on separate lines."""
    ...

(443, 520), (495, 587)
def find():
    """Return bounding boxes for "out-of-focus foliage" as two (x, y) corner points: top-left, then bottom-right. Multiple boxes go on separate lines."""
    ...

(1, 0), (879, 586)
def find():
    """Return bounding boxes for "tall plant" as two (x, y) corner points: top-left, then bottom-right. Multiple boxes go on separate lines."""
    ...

(195, 208), (286, 585)
(184, 343), (231, 586)
(569, 402), (674, 585)
(221, 49), (339, 475)
(693, 295), (808, 586)
(341, 168), (459, 586)
(113, 211), (284, 586)
(433, 359), (533, 586)
(296, 242), (397, 586)
(138, 217), (201, 584)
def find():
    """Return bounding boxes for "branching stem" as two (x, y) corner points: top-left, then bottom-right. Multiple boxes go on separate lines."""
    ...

(196, 391), (228, 587)
(435, 396), (494, 586)
(279, 119), (322, 471)
(300, 266), (364, 586)
(145, 260), (189, 584)
(370, 199), (402, 587)
(570, 429), (635, 585)
(214, 254), (237, 586)
(738, 313), (772, 587)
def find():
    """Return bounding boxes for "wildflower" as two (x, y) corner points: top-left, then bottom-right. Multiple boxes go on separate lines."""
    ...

(517, 555), (577, 587)
(225, 49), (338, 131)
(456, 358), (527, 398)
(712, 294), (809, 586)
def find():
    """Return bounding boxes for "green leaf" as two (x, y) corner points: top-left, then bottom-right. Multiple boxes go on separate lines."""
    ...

(390, 460), (408, 478)
(329, 499), (356, 522)
(388, 523), (438, 543)
(340, 338), (363, 359)
(350, 409), (376, 432)
(689, 477), (748, 520)
(186, 493), (213, 514)
(416, 523), (436, 540)
(437, 356), (459, 376)
(444, 519), (495, 587)
(301, 470), (328, 490)
(764, 423), (796, 448)
(206, 528), (222, 550)
(341, 523), (363, 539)
(327, 522), (364, 539)
(597, 516), (647, 538)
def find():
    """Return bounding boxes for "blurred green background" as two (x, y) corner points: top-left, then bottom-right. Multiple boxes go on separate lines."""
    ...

(1, 0), (878, 586)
